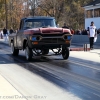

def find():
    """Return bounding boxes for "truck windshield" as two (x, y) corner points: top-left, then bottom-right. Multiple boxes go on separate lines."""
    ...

(24, 19), (56, 29)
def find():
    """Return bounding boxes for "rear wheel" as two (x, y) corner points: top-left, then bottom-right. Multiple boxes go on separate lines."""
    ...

(25, 46), (33, 61)
(11, 42), (19, 56)
(42, 49), (49, 55)
(62, 47), (69, 59)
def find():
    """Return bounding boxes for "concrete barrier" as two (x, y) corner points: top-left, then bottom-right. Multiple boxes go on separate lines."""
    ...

(71, 35), (100, 44)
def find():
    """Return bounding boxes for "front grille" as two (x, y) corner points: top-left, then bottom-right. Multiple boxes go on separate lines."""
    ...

(41, 34), (63, 37)
(33, 33), (69, 37)
(40, 38), (65, 44)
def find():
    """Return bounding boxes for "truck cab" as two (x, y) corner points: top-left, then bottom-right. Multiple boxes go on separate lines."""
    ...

(9, 16), (72, 61)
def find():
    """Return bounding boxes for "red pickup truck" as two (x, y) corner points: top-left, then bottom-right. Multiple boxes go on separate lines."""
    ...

(8, 16), (72, 61)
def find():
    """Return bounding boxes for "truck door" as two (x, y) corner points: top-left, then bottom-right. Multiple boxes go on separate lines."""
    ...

(16, 20), (24, 49)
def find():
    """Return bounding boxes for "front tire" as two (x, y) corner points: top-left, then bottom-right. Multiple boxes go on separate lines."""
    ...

(62, 47), (69, 59)
(11, 42), (19, 56)
(25, 46), (33, 61)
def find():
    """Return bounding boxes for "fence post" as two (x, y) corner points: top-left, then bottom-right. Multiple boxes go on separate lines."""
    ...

(83, 44), (90, 51)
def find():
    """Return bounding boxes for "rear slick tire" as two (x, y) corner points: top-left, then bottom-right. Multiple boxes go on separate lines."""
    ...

(11, 42), (19, 56)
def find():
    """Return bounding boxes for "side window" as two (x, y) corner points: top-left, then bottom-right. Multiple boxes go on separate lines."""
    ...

(33, 22), (43, 28)
(25, 22), (33, 28)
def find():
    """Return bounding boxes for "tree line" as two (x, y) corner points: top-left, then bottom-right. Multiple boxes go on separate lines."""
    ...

(0, 0), (91, 30)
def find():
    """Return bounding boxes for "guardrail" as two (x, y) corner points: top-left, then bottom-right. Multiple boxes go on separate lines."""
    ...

(71, 35), (100, 44)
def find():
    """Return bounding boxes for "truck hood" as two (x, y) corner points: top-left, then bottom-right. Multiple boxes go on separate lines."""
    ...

(24, 27), (71, 34)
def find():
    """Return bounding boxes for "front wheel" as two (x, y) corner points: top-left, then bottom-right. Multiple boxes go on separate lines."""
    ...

(25, 46), (33, 61)
(62, 47), (69, 59)
(11, 42), (19, 56)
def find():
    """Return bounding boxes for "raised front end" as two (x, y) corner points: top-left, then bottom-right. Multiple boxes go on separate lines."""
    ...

(27, 28), (72, 49)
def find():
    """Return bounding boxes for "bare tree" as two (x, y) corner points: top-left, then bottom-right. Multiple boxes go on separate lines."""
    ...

(0, 0), (92, 29)
(25, 0), (41, 16)
(7, 0), (24, 29)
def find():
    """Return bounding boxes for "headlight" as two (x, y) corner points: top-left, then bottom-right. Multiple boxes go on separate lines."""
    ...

(31, 36), (42, 41)
(32, 37), (37, 41)
(67, 36), (71, 40)
(63, 35), (67, 40)
(63, 35), (71, 40)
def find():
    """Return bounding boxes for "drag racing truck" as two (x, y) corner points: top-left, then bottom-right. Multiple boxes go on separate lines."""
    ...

(8, 16), (72, 61)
